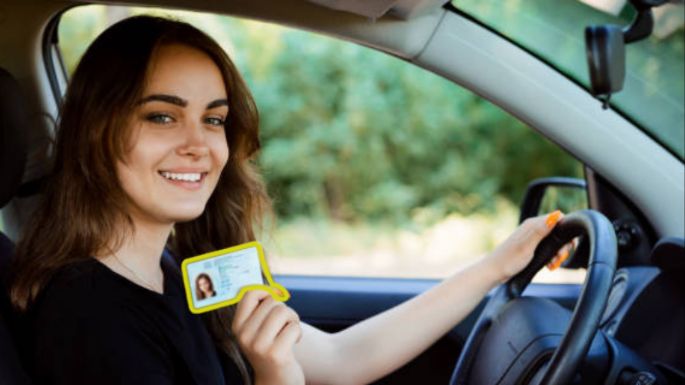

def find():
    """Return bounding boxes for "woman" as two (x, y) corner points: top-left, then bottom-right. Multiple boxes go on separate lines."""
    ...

(196, 273), (217, 300)
(9, 15), (567, 385)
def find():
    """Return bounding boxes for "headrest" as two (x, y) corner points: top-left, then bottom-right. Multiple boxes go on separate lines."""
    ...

(0, 68), (28, 208)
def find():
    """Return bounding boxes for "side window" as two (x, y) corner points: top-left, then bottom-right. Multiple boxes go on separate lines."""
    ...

(58, 6), (586, 283)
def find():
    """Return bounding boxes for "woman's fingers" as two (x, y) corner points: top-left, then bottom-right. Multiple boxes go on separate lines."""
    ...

(271, 321), (303, 357)
(235, 297), (279, 346)
(253, 305), (300, 351)
(232, 289), (301, 357)
(544, 210), (563, 230)
(547, 241), (575, 270)
(521, 210), (564, 248)
(231, 292), (304, 384)
(547, 246), (570, 270)
(536, 211), (576, 270)
(232, 289), (274, 334)
(490, 210), (565, 281)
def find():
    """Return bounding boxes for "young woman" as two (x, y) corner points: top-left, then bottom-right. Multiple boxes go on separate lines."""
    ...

(9, 15), (567, 385)
(196, 273), (218, 300)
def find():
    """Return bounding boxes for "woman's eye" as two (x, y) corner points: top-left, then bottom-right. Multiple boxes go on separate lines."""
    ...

(145, 113), (174, 125)
(205, 116), (226, 127)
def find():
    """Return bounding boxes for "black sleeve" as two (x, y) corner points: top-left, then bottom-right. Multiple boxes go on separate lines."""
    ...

(32, 306), (175, 385)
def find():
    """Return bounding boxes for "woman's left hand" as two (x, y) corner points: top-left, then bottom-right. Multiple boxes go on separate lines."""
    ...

(485, 210), (569, 283)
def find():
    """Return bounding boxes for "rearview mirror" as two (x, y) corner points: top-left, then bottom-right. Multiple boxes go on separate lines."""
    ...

(585, 25), (626, 97)
(584, 0), (667, 106)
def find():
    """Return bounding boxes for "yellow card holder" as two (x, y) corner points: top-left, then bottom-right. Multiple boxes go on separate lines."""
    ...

(181, 241), (290, 314)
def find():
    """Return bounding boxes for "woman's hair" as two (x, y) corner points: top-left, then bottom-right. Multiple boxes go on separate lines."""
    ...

(195, 273), (216, 300)
(10, 15), (270, 383)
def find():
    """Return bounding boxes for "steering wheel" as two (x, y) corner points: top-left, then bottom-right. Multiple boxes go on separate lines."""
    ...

(449, 210), (617, 385)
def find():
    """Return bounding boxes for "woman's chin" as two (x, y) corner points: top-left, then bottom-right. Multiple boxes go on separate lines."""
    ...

(168, 207), (206, 223)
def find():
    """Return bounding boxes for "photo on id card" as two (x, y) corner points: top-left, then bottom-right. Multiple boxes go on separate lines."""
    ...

(181, 241), (289, 314)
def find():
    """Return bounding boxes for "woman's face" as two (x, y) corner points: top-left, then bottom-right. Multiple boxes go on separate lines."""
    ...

(117, 44), (229, 226)
(198, 276), (212, 293)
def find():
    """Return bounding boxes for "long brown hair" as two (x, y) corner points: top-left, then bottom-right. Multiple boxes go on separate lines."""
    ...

(9, 15), (270, 383)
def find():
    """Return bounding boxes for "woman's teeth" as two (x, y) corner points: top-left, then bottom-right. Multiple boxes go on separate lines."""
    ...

(160, 171), (202, 182)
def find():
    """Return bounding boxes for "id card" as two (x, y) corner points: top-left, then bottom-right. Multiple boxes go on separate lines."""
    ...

(181, 241), (290, 314)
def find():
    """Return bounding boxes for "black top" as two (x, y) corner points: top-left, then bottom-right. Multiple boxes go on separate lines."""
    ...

(26, 257), (243, 385)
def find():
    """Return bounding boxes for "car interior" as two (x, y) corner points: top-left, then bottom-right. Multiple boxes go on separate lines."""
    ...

(1, 0), (684, 384)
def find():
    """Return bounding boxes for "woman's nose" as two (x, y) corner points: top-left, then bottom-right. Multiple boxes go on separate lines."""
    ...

(177, 120), (209, 158)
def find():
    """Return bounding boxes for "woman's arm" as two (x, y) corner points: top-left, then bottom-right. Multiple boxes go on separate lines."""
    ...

(294, 212), (565, 385)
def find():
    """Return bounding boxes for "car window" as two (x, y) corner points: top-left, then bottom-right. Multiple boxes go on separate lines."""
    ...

(58, 5), (587, 283)
(452, 0), (685, 160)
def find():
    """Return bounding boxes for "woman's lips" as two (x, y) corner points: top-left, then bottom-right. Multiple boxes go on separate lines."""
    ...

(158, 170), (208, 190)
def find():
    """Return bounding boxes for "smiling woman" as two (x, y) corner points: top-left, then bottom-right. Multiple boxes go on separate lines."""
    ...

(9, 15), (269, 384)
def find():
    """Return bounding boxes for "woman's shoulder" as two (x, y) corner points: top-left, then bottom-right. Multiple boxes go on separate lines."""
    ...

(45, 257), (101, 287)
(31, 258), (143, 321)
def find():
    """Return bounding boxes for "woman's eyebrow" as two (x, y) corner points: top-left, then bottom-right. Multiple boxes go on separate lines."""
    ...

(138, 94), (187, 107)
(206, 99), (229, 109)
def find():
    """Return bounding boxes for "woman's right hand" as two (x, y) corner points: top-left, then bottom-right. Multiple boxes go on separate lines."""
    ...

(232, 290), (304, 385)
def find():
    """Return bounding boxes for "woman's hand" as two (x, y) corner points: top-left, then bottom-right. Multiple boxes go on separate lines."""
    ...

(484, 210), (569, 283)
(232, 290), (304, 385)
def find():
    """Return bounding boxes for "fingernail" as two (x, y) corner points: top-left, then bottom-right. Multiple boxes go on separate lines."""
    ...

(545, 210), (562, 229)
(547, 250), (570, 270)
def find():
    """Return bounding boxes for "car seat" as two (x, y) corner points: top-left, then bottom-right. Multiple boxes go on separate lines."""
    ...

(0, 66), (33, 385)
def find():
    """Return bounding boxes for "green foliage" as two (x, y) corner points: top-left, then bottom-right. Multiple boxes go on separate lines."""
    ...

(241, 29), (582, 224)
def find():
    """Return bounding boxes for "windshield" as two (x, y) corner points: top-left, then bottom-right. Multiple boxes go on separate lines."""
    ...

(452, 0), (685, 160)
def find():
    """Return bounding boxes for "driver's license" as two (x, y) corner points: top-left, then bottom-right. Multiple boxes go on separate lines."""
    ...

(181, 241), (289, 314)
